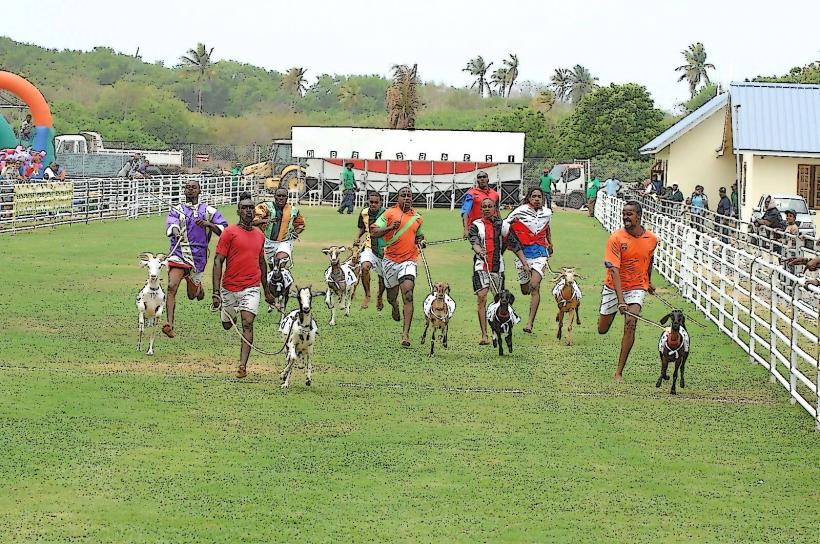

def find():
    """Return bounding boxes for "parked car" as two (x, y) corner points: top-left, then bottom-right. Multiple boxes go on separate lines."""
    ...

(750, 194), (816, 238)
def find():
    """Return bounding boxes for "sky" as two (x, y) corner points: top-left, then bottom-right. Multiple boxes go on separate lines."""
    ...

(7, 0), (820, 111)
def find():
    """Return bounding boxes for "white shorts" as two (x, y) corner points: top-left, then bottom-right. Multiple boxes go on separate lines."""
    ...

(382, 259), (416, 289)
(220, 286), (260, 321)
(264, 239), (293, 264)
(515, 256), (549, 285)
(599, 285), (646, 315)
(360, 247), (383, 276)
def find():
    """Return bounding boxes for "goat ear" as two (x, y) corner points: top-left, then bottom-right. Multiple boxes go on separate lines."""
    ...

(155, 253), (166, 263)
(509, 293), (515, 305)
(445, 285), (450, 294)
(494, 293), (500, 303)
(321, 248), (330, 255)
(660, 313), (671, 325)
(339, 246), (347, 253)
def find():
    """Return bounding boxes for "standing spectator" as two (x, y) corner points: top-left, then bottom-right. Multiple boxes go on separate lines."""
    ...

(784, 210), (800, 236)
(19, 114), (33, 145)
(43, 162), (65, 181)
(666, 184), (684, 202)
(651, 175), (664, 196)
(716, 186), (733, 244)
(688, 185), (709, 233)
(753, 194), (785, 252)
(117, 156), (134, 178)
(586, 176), (601, 217)
(539, 167), (555, 209)
(730, 182), (739, 219)
(604, 175), (622, 198)
(337, 162), (356, 214)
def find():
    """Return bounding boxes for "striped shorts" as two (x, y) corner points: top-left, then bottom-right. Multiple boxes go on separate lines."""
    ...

(599, 286), (646, 316)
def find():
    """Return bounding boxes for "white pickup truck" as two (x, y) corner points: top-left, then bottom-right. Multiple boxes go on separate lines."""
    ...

(54, 132), (183, 167)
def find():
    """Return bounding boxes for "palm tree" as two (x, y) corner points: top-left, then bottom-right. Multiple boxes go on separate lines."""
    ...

(178, 43), (215, 113)
(282, 67), (308, 96)
(502, 54), (519, 97)
(490, 67), (509, 97)
(550, 68), (573, 102)
(569, 64), (599, 105)
(532, 89), (556, 112)
(675, 42), (716, 98)
(386, 64), (420, 129)
(462, 56), (493, 97)
(338, 81), (360, 111)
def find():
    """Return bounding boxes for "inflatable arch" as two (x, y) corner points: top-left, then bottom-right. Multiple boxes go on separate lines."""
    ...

(0, 71), (55, 166)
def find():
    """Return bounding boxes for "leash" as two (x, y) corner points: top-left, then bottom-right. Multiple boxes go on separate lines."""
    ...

(210, 295), (291, 356)
(479, 254), (502, 295)
(424, 237), (464, 247)
(621, 308), (668, 331)
(418, 244), (435, 292)
(650, 291), (708, 328)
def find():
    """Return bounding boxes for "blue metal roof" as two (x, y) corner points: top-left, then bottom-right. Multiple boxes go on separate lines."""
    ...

(730, 81), (820, 154)
(639, 92), (728, 154)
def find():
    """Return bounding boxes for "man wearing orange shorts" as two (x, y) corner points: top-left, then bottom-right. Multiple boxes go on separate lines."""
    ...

(597, 201), (658, 381)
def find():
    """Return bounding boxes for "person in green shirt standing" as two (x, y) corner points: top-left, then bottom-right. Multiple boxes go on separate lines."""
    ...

(338, 162), (356, 214)
(230, 163), (241, 202)
(586, 176), (601, 217)
(730, 181), (739, 219)
(539, 167), (555, 209)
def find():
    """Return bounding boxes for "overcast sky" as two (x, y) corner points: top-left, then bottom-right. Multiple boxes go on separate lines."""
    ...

(7, 0), (820, 111)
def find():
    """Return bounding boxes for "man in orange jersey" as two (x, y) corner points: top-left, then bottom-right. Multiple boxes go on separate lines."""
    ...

(370, 186), (426, 347)
(597, 201), (658, 382)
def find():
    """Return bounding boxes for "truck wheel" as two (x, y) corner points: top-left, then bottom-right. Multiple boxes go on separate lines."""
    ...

(280, 170), (303, 192)
(567, 191), (585, 209)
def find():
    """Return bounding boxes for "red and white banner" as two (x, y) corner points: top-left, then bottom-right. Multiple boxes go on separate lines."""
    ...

(195, 154), (210, 162)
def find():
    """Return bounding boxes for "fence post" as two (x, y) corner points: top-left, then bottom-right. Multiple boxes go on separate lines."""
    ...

(749, 257), (757, 366)
(789, 285), (798, 405)
(769, 271), (777, 383)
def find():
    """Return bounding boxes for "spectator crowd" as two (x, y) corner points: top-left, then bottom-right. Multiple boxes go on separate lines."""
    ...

(0, 146), (65, 182)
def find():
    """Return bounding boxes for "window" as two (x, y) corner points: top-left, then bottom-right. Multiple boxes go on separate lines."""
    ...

(797, 165), (820, 209)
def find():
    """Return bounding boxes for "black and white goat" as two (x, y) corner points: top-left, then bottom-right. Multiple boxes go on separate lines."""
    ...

(135, 252), (167, 355)
(656, 309), (690, 394)
(279, 286), (320, 388)
(322, 245), (357, 325)
(266, 255), (293, 314)
(487, 289), (521, 356)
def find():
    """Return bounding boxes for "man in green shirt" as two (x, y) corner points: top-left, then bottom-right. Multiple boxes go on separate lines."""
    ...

(730, 182), (739, 219)
(539, 167), (555, 209)
(586, 177), (601, 217)
(338, 162), (356, 215)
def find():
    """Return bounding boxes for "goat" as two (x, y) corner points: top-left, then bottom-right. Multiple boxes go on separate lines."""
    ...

(135, 252), (167, 355)
(322, 246), (357, 325)
(420, 282), (455, 357)
(347, 242), (364, 300)
(279, 285), (320, 388)
(553, 267), (582, 346)
(266, 255), (293, 314)
(487, 289), (520, 356)
(656, 310), (690, 394)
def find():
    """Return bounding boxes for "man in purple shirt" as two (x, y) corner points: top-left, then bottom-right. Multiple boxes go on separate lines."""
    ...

(162, 180), (228, 338)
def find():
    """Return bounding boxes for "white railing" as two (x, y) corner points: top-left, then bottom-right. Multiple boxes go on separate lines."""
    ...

(595, 193), (820, 429)
(0, 175), (256, 234)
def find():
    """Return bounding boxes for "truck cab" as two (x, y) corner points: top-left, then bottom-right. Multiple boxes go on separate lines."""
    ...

(548, 161), (590, 209)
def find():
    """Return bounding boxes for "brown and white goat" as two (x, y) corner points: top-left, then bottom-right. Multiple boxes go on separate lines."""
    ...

(346, 242), (364, 300)
(136, 252), (167, 355)
(656, 310), (690, 394)
(322, 246), (357, 325)
(553, 267), (582, 346)
(420, 281), (454, 357)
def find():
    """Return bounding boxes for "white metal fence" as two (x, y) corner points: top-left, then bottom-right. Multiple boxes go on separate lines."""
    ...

(595, 193), (820, 429)
(0, 175), (255, 234)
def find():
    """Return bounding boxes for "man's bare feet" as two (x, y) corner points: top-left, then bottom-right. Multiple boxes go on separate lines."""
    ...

(377, 298), (384, 311)
(523, 325), (533, 334)
(613, 373), (623, 382)
(361, 296), (370, 309)
(391, 302), (400, 321)
(479, 337), (490, 345)
(401, 338), (411, 347)
(236, 366), (247, 379)
(161, 323), (175, 338)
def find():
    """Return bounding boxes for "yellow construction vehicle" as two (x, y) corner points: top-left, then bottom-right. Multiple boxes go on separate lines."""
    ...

(242, 139), (305, 192)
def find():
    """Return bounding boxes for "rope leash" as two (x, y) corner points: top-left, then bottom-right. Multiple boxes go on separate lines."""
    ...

(424, 237), (464, 247)
(418, 244), (435, 293)
(210, 296), (291, 356)
(621, 308), (668, 330)
(479, 255), (501, 296)
(650, 291), (708, 328)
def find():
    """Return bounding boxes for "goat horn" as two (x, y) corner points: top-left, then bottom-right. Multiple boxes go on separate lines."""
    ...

(139, 252), (154, 261)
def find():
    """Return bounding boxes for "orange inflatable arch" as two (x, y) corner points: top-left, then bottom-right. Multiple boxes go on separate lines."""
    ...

(0, 71), (53, 127)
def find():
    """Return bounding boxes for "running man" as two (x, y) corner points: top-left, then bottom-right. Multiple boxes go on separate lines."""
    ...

(163, 179), (228, 338)
(212, 192), (275, 379)
(469, 197), (528, 344)
(370, 186), (425, 347)
(503, 187), (553, 333)
(253, 187), (306, 265)
(461, 170), (500, 239)
(355, 191), (387, 310)
(597, 200), (658, 382)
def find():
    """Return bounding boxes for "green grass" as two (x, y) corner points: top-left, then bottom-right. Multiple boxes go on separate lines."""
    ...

(0, 206), (818, 543)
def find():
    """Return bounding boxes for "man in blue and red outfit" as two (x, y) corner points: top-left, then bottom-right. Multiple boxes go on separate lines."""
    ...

(461, 170), (500, 239)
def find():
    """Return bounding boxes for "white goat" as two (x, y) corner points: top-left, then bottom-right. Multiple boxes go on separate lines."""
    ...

(135, 252), (167, 355)
(322, 246), (357, 325)
(279, 286), (319, 388)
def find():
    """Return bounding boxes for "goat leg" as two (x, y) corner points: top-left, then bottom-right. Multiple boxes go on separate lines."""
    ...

(429, 327), (435, 357)
(679, 354), (687, 389)
(420, 319), (429, 344)
(670, 358), (682, 394)
(492, 323), (498, 348)
(557, 311), (563, 340)
(656, 355), (667, 388)
(506, 328), (513, 354)
(306, 345), (314, 386)
(576, 302), (581, 325)
(443, 323), (448, 348)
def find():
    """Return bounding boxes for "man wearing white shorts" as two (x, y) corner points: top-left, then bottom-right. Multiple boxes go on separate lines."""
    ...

(355, 191), (387, 310)
(213, 192), (274, 379)
(597, 201), (658, 382)
(253, 187), (305, 267)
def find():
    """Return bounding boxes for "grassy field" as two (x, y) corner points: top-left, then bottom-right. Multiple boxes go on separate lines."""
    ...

(0, 206), (818, 543)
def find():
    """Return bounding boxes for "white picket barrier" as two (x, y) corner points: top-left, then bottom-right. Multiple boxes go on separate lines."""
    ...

(0, 175), (256, 234)
(595, 193), (820, 429)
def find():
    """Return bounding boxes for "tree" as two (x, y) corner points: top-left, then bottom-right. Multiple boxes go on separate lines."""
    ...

(502, 54), (520, 97)
(386, 64), (420, 129)
(675, 42), (716, 98)
(679, 83), (719, 114)
(490, 67), (509, 97)
(558, 83), (665, 160)
(569, 64), (599, 106)
(462, 56), (493, 97)
(178, 43), (215, 113)
(282, 67), (308, 96)
(338, 81), (361, 111)
(550, 68), (573, 102)
(531, 90), (556, 113)
(478, 106), (557, 157)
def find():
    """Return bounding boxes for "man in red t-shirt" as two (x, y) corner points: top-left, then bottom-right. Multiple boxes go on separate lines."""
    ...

(212, 192), (274, 378)
(461, 171), (500, 238)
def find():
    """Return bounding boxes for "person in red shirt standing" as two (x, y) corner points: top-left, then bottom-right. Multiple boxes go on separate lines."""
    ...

(461, 171), (500, 239)
(212, 192), (275, 378)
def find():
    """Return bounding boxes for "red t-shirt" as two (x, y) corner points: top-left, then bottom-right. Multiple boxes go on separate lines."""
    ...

(215, 224), (265, 292)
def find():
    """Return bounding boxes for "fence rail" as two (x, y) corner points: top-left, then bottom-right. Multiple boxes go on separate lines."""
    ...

(0, 175), (255, 234)
(595, 193), (820, 429)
